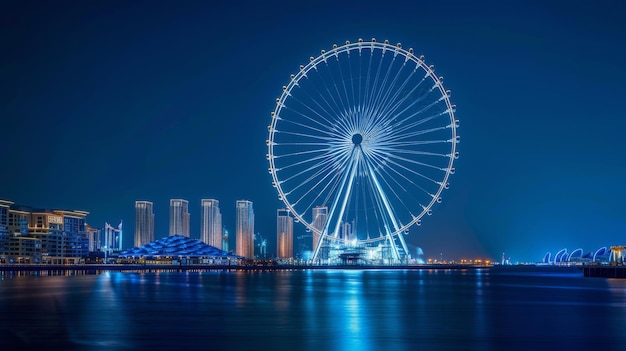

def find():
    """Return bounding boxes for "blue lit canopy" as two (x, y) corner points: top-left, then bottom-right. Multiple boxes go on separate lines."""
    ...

(119, 235), (238, 258)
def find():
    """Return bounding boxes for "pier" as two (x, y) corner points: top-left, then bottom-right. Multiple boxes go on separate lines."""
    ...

(583, 265), (626, 278)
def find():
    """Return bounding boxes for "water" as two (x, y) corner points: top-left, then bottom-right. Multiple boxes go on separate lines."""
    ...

(1, 268), (625, 350)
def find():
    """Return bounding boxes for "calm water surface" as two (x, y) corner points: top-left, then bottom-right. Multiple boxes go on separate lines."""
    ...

(1, 268), (625, 350)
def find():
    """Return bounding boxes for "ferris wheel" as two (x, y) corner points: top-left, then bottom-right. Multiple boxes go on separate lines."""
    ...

(266, 38), (459, 262)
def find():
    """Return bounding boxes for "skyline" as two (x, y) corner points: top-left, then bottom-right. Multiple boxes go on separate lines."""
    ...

(2, 1), (625, 262)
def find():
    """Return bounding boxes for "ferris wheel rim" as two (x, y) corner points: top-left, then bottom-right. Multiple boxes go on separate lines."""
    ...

(267, 38), (458, 242)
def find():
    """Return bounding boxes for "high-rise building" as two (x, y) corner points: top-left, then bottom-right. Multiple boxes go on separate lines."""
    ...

(312, 206), (328, 253)
(104, 221), (123, 251)
(135, 201), (154, 247)
(0, 200), (13, 256)
(201, 199), (222, 249)
(276, 209), (293, 259)
(169, 199), (190, 237)
(85, 224), (101, 252)
(236, 200), (254, 259)
(341, 220), (355, 246)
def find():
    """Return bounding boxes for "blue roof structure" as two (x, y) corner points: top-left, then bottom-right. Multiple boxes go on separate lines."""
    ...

(119, 235), (237, 258)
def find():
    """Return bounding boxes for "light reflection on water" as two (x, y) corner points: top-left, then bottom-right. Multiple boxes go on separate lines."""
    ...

(1, 268), (625, 350)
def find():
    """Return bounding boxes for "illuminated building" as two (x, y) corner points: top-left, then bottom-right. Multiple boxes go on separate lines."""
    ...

(85, 224), (101, 252)
(201, 199), (222, 249)
(0, 199), (89, 264)
(0, 200), (11, 256)
(611, 246), (626, 265)
(118, 234), (240, 264)
(276, 209), (293, 258)
(104, 221), (123, 252)
(236, 200), (254, 259)
(341, 220), (355, 245)
(542, 246), (611, 265)
(222, 226), (229, 253)
(311, 206), (327, 253)
(135, 201), (154, 247)
(169, 199), (190, 237)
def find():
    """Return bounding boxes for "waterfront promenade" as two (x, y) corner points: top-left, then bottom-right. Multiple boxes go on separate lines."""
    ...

(0, 263), (494, 272)
(0, 263), (602, 277)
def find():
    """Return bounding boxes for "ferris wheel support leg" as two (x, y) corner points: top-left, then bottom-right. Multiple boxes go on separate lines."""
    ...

(365, 157), (402, 263)
(311, 148), (361, 263)
(311, 229), (325, 264)
(384, 231), (401, 263)
(397, 233), (410, 263)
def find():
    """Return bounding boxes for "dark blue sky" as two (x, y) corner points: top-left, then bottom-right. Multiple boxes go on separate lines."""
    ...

(2, 0), (625, 262)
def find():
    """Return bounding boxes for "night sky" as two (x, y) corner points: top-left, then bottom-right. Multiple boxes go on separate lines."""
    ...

(2, 0), (625, 262)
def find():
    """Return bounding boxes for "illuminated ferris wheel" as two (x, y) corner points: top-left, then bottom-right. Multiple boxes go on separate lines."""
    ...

(266, 38), (459, 262)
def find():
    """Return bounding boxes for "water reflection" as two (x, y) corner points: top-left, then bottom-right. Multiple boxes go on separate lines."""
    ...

(1, 269), (625, 350)
(68, 271), (132, 348)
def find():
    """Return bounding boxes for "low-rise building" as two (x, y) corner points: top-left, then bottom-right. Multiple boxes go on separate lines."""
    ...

(0, 199), (89, 264)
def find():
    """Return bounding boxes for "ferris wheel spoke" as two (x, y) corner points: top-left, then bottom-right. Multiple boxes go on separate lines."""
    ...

(277, 151), (343, 177)
(376, 139), (450, 148)
(305, 65), (347, 117)
(366, 184), (393, 238)
(384, 125), (450, 143)
(368, 55), (410, 132)
(276, 147), (335, 160)
(382, 94), (444, 138)
(286, 95), (346, 136)
(370, 48), (393, 117)
(293, 159), (346, 218)
(278, 146), (349, 176)
(346, 52), (357, 114)
(373, 124), (447, 148)
(361, 49), (375, 123)
(374, 148), (449, 158)
(313, 62), (349, 120)
(275, 130), (338, 142)
(303, 81), (355, 138)
(373, 147), (448, 173)
(334, 54), (355, 120)
(373, 53), (416, 131)
(368, 150), (434, 197)
(327, 60), (351, 116)
(275, 142), (336, 147)
(279, 111), (347, 140)
(294, 74), (355, 135)
(362, 49), (388, 126)
(368, 151), (445, 194)
(379, 82), (437, 129)
(369, 163), (417, 226)
(380, 106), (450, 143)
(376, 73), (431, 126)
(365, 151), (435, 206)
(365, 149), (418, 192)
(294, 162), (345, 209)
(371, 65), (417, 131)
(285, 152), (350, 203)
